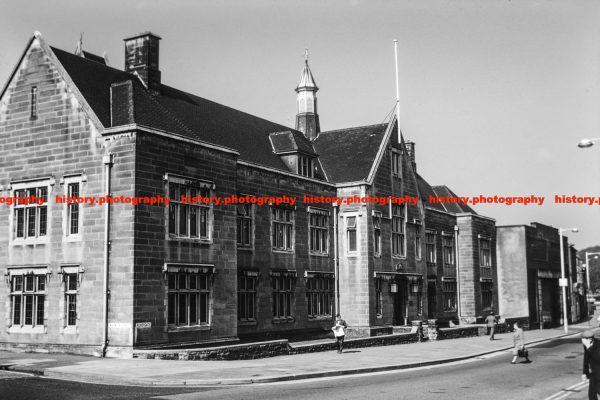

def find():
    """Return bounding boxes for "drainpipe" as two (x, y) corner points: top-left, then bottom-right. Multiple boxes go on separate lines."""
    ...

(333, 204), (340, 315)
(101, 154), (114, 357)
(454, 225), (461, 323)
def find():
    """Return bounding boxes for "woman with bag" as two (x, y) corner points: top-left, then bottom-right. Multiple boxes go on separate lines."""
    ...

(511, 321), (531, 364)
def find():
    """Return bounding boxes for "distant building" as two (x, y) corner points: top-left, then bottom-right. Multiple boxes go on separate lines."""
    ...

(496, 223), (578, 328)
(0, 31), (498, 356)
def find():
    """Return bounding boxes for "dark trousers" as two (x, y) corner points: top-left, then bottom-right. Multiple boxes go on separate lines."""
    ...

(336, 335), (345, 353)
(589, 378), (600, 400)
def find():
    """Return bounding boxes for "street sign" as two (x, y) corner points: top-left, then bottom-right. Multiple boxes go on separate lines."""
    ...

(559, 278), (568, 287)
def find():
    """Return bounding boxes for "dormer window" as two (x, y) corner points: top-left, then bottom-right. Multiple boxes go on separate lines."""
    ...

(298, 156), (313, 178)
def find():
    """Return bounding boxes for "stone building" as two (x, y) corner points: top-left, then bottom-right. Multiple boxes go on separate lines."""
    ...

(0, 32), (499, 356)
(496, 222), (579, 328)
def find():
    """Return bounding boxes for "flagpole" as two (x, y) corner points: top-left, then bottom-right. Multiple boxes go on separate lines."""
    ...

(394, 39), (401, 143)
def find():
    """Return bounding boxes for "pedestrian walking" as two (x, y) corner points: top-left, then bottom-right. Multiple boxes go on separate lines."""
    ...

(511, 321), (530, 364)
(485, 311), (496, 340)
(332, 314), (348, 353)
(582, 330), (600, 400)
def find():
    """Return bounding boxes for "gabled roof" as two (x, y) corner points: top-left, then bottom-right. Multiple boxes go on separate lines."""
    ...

(417, 175), (477, 214)
(51, 45), (310, 170)
(416, 174), (446, 212)
(313, 124), (388, 183)
(431, 185), (476, 214)
(82, 51), (106, 65)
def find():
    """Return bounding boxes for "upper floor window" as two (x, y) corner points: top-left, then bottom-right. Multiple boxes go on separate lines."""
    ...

(298, 156), (313, 178)
(373, 212), (382, 257)
(479, 238), (492, 267)
(30, 86), (38, 119)
(13, 184), (48, 241)
(391, 204), (406, 257)
(272, 207), (294, 251)
(346, 216), (357, 253)
(236, 203), (253, 248)
(442, 234), (454, 265)
(167, 177), (212, 240)
(309, 208), (328, 255)
(425, 230), (436, 263)
(391, 150), (401, 176)
(415, 224), (422, 259)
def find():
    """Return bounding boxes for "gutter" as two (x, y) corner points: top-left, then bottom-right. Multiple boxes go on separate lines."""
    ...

(101, 154), (114, 357)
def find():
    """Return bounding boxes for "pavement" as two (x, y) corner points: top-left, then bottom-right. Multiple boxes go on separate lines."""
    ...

(0, 320), (596, 387)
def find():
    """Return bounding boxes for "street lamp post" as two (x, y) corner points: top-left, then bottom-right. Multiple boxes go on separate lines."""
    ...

(559, 227), (578, 333)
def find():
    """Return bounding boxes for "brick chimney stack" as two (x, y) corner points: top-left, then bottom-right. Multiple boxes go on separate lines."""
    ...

(123, 32), (161, 92)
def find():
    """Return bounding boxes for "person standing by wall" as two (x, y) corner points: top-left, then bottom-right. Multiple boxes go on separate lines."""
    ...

(485, 311), (497, 340)
(332, 314), (348, 354)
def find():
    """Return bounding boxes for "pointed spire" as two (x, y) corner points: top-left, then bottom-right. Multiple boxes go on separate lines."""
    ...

(296, 48), (318, 92)
(74, 32), (84, 57)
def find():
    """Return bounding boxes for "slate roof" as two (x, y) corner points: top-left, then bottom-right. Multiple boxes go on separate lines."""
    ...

(416, 174), (446, 212)
(313, 124), (388, 183)
(269, 131), (317, 155)
(51, 46), (308, 170)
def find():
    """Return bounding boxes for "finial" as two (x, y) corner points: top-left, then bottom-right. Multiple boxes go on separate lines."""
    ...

(304, 48), (309, 63)
(75, 32), (84, 57)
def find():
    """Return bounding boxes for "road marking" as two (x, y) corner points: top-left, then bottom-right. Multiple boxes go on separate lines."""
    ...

(544, 380), (588, 400)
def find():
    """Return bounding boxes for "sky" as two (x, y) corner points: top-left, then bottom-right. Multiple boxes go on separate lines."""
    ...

(1, 0), (599, 249)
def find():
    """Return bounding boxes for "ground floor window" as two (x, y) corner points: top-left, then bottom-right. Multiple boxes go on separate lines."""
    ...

(11, 274), (45, 327)
(443, 280), (457, 312)
(167, 272), (210, 326)
(306, 276), (333, 318)
(238, 274), (257, 321)
(64, 273), (78, 326)
(375, 279), (383, 317)
(272, 275), (294, 319)
(481, 280), (493, 310)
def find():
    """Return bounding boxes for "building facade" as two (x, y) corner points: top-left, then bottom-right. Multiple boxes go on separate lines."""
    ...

(0, 32), (499, 356)
(496, 223), (579, 328)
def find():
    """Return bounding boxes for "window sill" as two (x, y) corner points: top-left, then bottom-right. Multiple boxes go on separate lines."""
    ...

(272, 249), (294, 254)
(238, 320), (257, 326)
(237, 246), (254, 252)
(11, 237), (49, 246)
(308, 316), (333, 321)
(167, 236), (212, 245)
(167, 324), (211, 332)
(392, 255), (407, 260)
(309, 252), (329, 258)
(8, 325), (46, 334)
(376, 314), (383, 319)
(272, 317), (295, 324)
